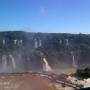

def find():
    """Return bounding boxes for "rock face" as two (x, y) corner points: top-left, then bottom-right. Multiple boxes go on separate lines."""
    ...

(0, 31), (90, 73)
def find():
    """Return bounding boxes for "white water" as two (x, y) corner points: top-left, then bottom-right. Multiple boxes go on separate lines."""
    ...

(34, 39), (38, 48)
(3, 40), (5, 45)
(19, 40), (23, 44)
(39, 39), (42, 47)
(2, 55), (7, 70)
(43, 57), (52, 72)
(14, 40), (17, 44)
(65, 39), (69, 46)
(9, 54), (16, 69)
(72, 55), (77, 67)
(59, 40), (62, 44)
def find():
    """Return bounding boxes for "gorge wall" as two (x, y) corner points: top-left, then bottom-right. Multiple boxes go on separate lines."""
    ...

(0, 31), (90, 73)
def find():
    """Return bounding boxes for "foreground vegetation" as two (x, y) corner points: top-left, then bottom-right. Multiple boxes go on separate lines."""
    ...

(75, 67), (90, 79)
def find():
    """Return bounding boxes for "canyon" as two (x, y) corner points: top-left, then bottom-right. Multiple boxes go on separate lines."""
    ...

(0, 31), (89, 73)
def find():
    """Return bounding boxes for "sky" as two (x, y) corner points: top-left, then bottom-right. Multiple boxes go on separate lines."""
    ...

(0, 0), (90, 33)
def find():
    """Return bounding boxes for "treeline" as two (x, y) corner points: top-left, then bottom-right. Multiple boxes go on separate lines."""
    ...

(0, 31), (90, 52)
(75, 67), (90, 79)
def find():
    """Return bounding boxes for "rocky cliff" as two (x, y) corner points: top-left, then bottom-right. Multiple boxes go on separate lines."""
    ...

(0, 31), (90, 73)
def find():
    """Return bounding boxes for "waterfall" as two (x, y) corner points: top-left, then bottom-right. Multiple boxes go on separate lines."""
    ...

(9, 54), (16, 69)
(72, 55), (75, 67)
(34, 39), (38, 48)
(71, 51), (77, 67)
(72, 55), (77, 67)
(59, 40), (62, 44)
(65, 39), (69, 46)
(43, 57), (52, 72)
(3, 39), (5, 45)
(39, 39), (42, 47)
(2, 55), (7, 70)
(14, 40), (17, 44)
(19, 40), (23, 45)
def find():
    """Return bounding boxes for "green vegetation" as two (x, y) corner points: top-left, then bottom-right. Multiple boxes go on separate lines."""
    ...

(75, 67), (90, 79)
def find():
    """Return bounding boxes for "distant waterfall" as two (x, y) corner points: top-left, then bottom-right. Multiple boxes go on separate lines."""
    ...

(2, 55), (7, 70)
(39, 39), (42, 47)
(72, 55), (77, 68)
(59, 40), (62, 44)
(19, 40), (23, 45)
(3, 39), (5, 45)
(9, 54), (16, 69)
(43, 57), (52, 72)
(72, 55), (76, 67)
(14, 40), (17, 44)
(65, 39), (69, 46)
(34, 39), (38, 48)
(71, 51), (77, 67)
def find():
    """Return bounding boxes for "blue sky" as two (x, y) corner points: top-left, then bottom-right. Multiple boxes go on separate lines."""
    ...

(0, 0), (90, 33)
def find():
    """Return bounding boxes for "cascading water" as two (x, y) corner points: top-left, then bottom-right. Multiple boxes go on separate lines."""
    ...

(9, 54), (16, 69)
(71, 51), (77, 68)
(2, 55), (7, 70)
(65, 39), (69, 46)
(72, 54), (77, 68)
(14, 40), (17, 44)
(43, 57), (52, 72)
(59, 40), (62, 44)
(3, 39), (5, 45)
(72, 55), (76, 67)
(39, 39), (42, 47)
(34, 39), (38, 48)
